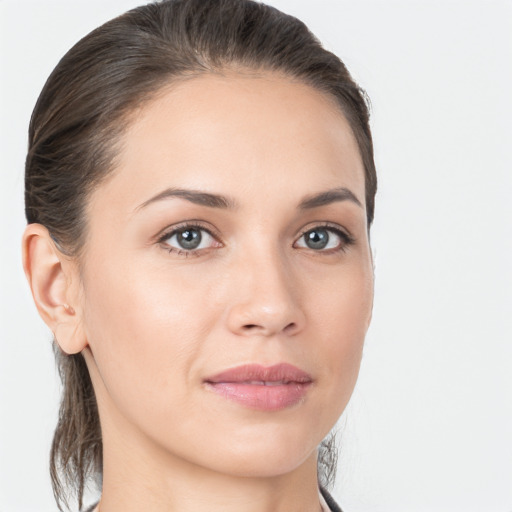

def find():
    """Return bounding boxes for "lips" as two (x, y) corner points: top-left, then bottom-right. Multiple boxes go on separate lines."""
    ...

(204, 363), (313, 411)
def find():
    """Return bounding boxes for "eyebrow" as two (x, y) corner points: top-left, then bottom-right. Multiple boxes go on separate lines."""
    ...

(135, 186), (362, 212)
(135, 188), (238, 211)
(298, 187), (362, 210)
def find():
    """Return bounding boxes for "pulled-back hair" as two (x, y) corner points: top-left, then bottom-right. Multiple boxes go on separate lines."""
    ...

(25, 0), (376, 509)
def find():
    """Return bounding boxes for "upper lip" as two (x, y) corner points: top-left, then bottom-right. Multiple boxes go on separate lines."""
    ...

(204, 363), (312, 384)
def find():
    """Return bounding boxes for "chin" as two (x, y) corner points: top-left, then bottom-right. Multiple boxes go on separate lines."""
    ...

(208, 450), (316, 479)
(187, 425), (320, 479)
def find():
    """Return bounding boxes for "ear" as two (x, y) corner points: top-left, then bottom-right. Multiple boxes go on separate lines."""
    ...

(22, 223), (87, 355)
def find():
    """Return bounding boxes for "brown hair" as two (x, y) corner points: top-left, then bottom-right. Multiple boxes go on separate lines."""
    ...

(25, 0), (376, 509)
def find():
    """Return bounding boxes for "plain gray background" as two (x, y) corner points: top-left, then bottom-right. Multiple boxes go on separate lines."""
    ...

(1, 0), (511, 511)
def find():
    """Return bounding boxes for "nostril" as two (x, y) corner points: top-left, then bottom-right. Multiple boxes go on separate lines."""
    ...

(283, 322), (297, 334)
(241, 322), (298, 335)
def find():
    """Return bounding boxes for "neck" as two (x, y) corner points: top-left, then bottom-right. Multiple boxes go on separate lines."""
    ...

(96, 399), (325, 512)
(99, 439), (323, 512)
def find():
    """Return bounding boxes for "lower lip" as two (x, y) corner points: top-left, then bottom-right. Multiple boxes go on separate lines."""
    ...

(205, 382), (311, 411)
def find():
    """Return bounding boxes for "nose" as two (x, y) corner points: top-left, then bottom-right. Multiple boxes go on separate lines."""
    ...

(225, 250), (306, 338)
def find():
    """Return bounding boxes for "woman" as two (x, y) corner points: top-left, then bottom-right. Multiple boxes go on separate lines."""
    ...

(21, 0), (376, 511)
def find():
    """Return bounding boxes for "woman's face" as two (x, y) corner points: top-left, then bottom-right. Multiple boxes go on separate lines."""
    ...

(77, 72), (373, 478)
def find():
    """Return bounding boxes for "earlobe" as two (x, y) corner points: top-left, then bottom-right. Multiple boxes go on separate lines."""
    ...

(22, 224), (87, 354)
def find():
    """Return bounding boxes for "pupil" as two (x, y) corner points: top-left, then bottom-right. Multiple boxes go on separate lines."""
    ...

(305, 229), (328, 249)
(177, 228), (202, 249)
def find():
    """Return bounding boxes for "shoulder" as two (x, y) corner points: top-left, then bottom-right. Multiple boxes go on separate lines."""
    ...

(320, 487), (344, 512)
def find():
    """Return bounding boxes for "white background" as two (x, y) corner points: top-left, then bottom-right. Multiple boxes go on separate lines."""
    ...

(1, 1), (511, 511)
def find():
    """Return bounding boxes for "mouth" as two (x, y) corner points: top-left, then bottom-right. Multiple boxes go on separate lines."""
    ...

(204, 363), (313, 411)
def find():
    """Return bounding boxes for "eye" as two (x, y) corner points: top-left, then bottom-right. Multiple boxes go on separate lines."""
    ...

(157, 223), (221, 255)
(295, 225), (354, 252)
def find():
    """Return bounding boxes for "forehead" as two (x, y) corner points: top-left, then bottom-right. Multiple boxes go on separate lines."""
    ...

(93, 71), (365, 214)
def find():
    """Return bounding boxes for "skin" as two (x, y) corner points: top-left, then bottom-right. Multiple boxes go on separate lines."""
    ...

(23, 72), (374, 512)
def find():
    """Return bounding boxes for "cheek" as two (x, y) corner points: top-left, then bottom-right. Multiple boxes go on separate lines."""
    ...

(310, 260), (373, 413)
(311, 254), (372, 341)
(81, 252), (215, 416)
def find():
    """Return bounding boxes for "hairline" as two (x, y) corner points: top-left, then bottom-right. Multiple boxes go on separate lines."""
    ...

(75, 65), (365, 267)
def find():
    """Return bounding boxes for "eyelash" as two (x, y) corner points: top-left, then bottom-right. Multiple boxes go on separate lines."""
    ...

(156, 221), (220, 258)
(156, 222), (355, 257)
(296, 223), (356, 254)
